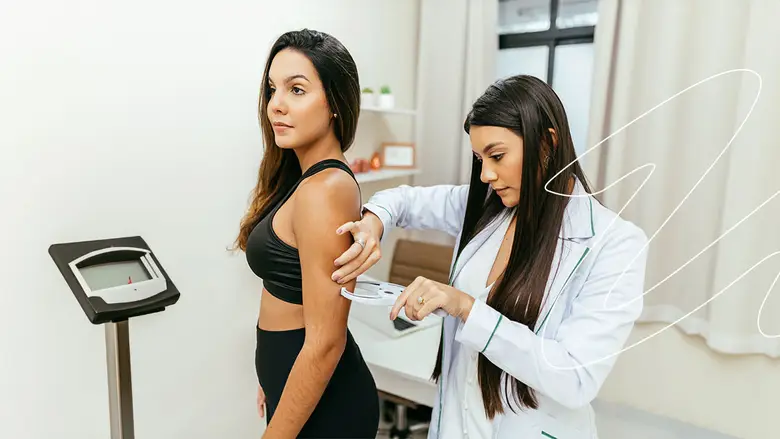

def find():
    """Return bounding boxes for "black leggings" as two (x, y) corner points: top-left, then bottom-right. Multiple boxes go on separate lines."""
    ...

(255, 326), (380, 438)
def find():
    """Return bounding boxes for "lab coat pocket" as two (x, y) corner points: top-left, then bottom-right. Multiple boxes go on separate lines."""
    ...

(493, 411), (539, 439)
(537, 412), (590, 439)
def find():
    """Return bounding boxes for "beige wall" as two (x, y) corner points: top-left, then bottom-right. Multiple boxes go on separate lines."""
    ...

(402, 0), (470, 248)
(600, 323), (779, 439)
(347, 1), (422, 282)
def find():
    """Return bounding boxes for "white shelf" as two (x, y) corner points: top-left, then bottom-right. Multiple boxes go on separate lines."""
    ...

(361, 105), (416, 116)
(355, 168), (420, 183)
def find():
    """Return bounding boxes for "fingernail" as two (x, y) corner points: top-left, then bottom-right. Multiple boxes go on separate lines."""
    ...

(331, 274), (339, 282)
(336, 228), (342, 234)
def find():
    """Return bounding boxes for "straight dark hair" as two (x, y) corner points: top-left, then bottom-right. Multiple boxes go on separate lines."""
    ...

(431, 75), (593, 418)
(234, 29), (360, 251)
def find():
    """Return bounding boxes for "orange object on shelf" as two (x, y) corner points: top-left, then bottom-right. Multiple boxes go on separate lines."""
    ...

(370, 152), (382, 170)
(349, 159), (362, 173)
(350, 158), (371, 173)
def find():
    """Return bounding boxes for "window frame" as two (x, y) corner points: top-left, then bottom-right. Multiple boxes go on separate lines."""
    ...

(498, 0), (596, 85)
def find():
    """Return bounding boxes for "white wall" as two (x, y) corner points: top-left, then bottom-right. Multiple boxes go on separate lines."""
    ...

(0, 1), (419, 438)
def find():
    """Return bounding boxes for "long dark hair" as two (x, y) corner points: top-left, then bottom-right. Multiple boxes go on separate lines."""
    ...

(431, 75), (593, 418)
(234, 29), (360, 251)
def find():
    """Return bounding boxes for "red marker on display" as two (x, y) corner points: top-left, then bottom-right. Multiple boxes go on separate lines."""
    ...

(128, 276), (132, 284)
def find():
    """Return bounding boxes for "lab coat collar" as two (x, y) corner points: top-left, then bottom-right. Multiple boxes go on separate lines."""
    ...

(557, 177), (595, 240)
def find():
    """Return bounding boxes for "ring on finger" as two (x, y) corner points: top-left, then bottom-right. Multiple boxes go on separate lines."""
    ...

(356, 237), (366, 249)
(417, 296), (425, 305)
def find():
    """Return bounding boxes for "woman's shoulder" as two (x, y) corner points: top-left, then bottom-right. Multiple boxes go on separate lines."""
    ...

(588, 197), (649, 251)
(298, 165), (357, 190)
(294, 167), (361, 215)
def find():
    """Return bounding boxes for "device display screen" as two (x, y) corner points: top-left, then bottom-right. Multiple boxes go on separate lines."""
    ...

(79, 260), (152, 291)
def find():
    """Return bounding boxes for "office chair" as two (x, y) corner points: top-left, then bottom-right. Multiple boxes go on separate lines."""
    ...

(375, 238), (454, 439)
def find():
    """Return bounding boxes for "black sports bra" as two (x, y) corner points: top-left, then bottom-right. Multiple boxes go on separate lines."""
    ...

(245, 159), (358, 305)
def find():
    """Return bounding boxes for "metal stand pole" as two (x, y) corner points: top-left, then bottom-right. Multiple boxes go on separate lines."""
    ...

(390, 404), (411, 439)
(105, 320), (134, 439)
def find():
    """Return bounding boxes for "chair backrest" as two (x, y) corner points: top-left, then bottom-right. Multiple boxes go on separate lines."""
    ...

(389, 239), (455, 287)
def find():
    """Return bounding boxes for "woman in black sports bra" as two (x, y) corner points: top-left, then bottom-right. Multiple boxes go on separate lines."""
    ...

(233, 29), (379, 438)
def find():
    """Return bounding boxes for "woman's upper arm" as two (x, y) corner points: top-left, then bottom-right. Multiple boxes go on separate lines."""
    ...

(293, 171), (362, 345)
(362, 184), (470, 238)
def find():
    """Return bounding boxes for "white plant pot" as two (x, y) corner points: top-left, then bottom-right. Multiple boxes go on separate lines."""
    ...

(378, 93), (395, 109)
(361, 92), (376, 107)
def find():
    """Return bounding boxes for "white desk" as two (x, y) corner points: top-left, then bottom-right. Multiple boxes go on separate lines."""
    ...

(346, 278), (442, 407)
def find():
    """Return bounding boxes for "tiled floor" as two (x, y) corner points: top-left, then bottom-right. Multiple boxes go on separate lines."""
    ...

(376, 399), (737, 439)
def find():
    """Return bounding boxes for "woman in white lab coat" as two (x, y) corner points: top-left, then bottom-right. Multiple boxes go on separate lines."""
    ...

(331, 75), (649, 439)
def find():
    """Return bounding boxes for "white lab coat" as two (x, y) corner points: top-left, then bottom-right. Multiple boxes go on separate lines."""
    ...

(363, 179), (649, 439)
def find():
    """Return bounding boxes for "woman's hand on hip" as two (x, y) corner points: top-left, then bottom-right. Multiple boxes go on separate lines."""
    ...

(331, 212), (384, 284)
(257, 384), (266, 419)
(391, 276), (476, 322)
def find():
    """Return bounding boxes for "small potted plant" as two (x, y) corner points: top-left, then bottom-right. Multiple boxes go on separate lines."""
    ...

(378, 85), (395, 109)
(361, 87), (375, 107)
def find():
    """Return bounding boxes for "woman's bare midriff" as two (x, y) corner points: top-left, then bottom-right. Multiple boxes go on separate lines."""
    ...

(257, 288), (306, 331)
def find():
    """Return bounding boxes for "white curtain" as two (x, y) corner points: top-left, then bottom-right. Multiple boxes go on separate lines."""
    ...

(413, 0), (497, 190)
(585, 0), (780, 357)
(457, 0), (498, 184)
(408, 0), (497, 246)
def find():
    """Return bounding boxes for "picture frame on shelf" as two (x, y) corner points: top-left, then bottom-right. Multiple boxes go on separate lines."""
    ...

(380, 142), (416, 169)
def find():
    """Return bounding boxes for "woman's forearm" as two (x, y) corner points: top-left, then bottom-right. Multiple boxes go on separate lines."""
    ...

(261, 338), (345, 438)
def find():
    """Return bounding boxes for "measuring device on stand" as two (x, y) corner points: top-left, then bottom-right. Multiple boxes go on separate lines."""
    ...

(49, 236), (180, 439)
